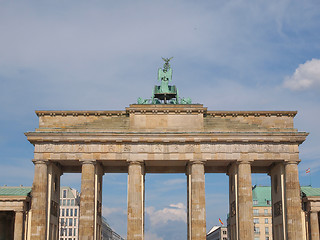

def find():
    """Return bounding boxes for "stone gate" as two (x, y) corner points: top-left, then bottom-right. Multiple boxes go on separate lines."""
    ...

(25, 59), (308, 240)
(25, 104), (308, 240)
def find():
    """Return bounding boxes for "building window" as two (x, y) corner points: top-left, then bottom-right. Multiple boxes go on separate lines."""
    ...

(67, 199), (70, 206)
(266, 200), (271, 205)
(265, 227), (269, 234)
(63, 190), (67, 198)
(69, 228), (72, 236)
(254, 227), (260, 234)
(254, 218), (259, 224)
(62, 209), (65, 217)
(74, 228), (76, 236)
(69, 218), (72, 226)
(253, 200), (258, 205)
(74, 209), (77, 216)
(223, 230), (227, 234)
(74, 219), (77, 226)
(264, 209), (268, 214)
(66, 209), (69, 216)
(265, 218), (268, 224)
(255, 237), (260, 240)
(266, 237), (269, 240)
(70, 209), (73, 216)
(253, 209), (259, 216)
(63, 200), (66, 206)
(71, 199), (75, 206)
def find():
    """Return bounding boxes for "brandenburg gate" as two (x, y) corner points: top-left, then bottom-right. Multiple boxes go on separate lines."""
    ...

(25, 59), (308, 240)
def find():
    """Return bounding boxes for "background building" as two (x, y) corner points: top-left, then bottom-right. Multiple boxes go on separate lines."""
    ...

(59, 186), (80, 240)
(59, 186), (124, 240)
(252, 186), (273, 240)
(0, 186), (32, 240)
(301, 186), (320, 240)
(101, 217), (125, 240)
(207, 225), (228, 240)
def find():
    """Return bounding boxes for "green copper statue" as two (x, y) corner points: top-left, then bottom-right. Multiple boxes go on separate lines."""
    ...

(158, 57), (173, 93)
(137, 58), (192, 104)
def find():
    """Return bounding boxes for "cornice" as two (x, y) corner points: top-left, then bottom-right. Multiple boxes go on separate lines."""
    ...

(25, 131), (308, 144)
(206, 111), (297, 117)
(35, 109), (297, 117)
(36, 110), (127, 117)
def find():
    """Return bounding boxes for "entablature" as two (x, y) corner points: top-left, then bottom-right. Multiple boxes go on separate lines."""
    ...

(25, 131), (308, 145)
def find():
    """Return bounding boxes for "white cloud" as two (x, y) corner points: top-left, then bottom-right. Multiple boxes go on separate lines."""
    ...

(102, 207), (126, 217)
(284, 59), (320, 90)
(146, 203), (187, 226)
(145, 232), (164, 240)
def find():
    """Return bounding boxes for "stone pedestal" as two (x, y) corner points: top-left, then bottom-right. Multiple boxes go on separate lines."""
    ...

(285, 161), (303, 240)
(30, 159), (48, 240)
(127, 161), (145, 240)
(14, 211), (24, 240)
(237, 161), (254, 240)
(79, 160), (96, 240)
(187, 161), (206, 240)
(310, 211), (319, 240)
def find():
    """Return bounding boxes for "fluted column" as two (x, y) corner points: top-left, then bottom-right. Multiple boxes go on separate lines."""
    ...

(187, 161), (206, 240)
(30, 159), (48, 240)
(127, 161), (145, 240)
(270, 163), (286, 240)
(285, 161), (303, 240)
(79, 160), (96, 240)
(237, 160), (254, 240)
(14, 211), (24, 240)
(310, 211), (319, 240)
(227, 162), (238, 240)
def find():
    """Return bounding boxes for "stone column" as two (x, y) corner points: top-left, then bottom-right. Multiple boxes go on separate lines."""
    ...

(95, 163), (104, 240)
(14, 211), (24, 240)
(227, 163), (238, 240)
(187, 161), (206, 240)
(270, 163), (286, 240)
(310, 211), (319, 240)
(79, 160), (96, 240)
(285, 161), (303, 240)
(30, 159), (48, 240)
(237, 160), (254, 240)
(47, 162), (62, 240)
(127, 161), (145, 240)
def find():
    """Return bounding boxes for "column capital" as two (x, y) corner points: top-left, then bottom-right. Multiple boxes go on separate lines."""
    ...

(127, 160), (144, 166)
(237, 159), (253, 165)
(310, 210), (319, 214)
(188, 160), (206, 165)
(32, 159), (48, 165)
(284, 159), (301, 165)
(15, 210), (25, 214)
(80, 159), (96, 165)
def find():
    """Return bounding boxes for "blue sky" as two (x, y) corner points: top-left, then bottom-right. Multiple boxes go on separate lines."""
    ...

(1, 0), (320, 239)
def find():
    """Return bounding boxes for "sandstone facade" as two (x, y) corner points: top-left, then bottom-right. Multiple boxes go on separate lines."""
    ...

(25, 104), (308, 240)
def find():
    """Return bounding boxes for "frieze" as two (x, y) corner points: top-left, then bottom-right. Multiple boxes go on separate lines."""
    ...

(169, 144), (180, 152)
(35, 142), (294, 155)
(186, 144), (195, 152)
(274, 201), (282, 217)
(230, 201), (236, 217)
(154, 144), (164, 152)
(200, 144), (211, 152)
(123, 144), (131, 152)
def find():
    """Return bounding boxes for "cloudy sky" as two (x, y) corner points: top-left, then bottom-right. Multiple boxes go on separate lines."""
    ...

(1, 0), (320, 239)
